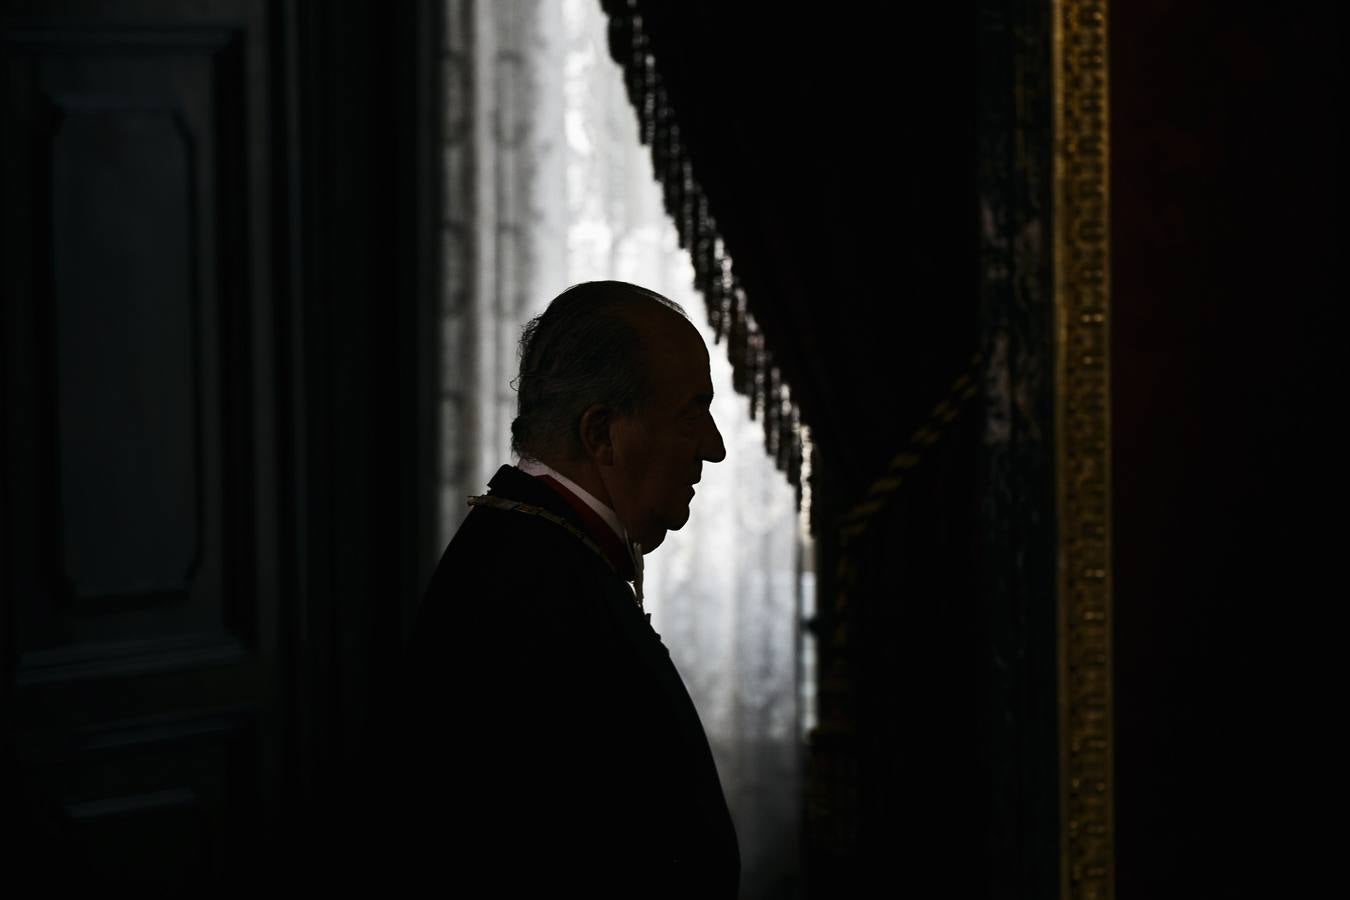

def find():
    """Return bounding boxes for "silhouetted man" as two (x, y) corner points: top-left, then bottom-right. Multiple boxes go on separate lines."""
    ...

(373, 281), (738, 898)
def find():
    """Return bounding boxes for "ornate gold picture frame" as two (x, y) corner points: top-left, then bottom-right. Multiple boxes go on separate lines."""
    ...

(1052, 1), (1114, 898)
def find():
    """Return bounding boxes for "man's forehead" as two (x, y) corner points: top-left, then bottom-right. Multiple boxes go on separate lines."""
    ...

(627, 310), (709, 394)
(626, 304), (702, 355)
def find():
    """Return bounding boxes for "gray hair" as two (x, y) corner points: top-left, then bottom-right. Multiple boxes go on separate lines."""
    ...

(510, 281), (687, 462)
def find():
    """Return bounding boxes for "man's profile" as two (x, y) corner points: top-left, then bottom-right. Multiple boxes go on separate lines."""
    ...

(369, 281), (739, 897)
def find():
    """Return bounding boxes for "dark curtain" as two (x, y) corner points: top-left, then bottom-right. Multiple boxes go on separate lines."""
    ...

(600, 1), (980, 502)
(598, 3), (1070, 899)
(597, 4), (1038, 899)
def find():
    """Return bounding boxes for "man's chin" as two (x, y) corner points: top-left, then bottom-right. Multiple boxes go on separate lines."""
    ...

(638, 508), (690, 554)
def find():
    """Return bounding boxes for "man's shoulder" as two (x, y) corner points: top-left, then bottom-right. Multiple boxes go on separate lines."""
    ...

(443, 464), (611, 573)
(434, 502), (594, 583)
(421, 492), (626, 616)
(412, 464), (634, 631)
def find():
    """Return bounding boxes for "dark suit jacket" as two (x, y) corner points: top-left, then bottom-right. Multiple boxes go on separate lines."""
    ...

(363, 465), (739, 898)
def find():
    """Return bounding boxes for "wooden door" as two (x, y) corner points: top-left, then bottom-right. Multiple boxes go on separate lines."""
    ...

(1, 1), (439, 889)
(1, 4), (284, 890)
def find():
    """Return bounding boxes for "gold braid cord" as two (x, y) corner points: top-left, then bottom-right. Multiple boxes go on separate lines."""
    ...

(1053, 1), (1115, 898)
(809, 350), (984, 861)
(834, 351), (984, 615)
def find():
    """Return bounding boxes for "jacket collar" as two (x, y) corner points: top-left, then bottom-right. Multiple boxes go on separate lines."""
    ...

(485, 465), (638, 582)
(486, 464), (576, 519)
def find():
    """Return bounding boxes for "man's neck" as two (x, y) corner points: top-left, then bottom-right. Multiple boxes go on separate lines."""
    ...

(516, 457), (642, 593)
(517, 457), (624, 543)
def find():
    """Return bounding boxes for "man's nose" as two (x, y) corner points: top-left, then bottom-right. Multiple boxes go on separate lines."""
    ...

(703, 414), (727, 463)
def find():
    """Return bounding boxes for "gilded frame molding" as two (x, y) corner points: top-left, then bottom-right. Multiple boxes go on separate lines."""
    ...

(1052, 1), (1115, 898)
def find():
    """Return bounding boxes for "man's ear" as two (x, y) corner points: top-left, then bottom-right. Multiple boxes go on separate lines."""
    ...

(578, 403), (615, 466)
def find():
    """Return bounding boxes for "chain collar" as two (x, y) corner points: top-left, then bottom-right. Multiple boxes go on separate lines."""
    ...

(467, 494), (645, 612)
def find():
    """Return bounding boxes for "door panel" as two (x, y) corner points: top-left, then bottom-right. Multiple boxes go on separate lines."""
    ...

(1, 4), (278, 890)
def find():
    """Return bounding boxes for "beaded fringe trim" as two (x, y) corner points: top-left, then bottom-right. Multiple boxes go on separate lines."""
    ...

(600, 0), (805, 505)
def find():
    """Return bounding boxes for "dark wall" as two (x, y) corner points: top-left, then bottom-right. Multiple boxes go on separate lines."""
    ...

(1111, 3), (1338, 896)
